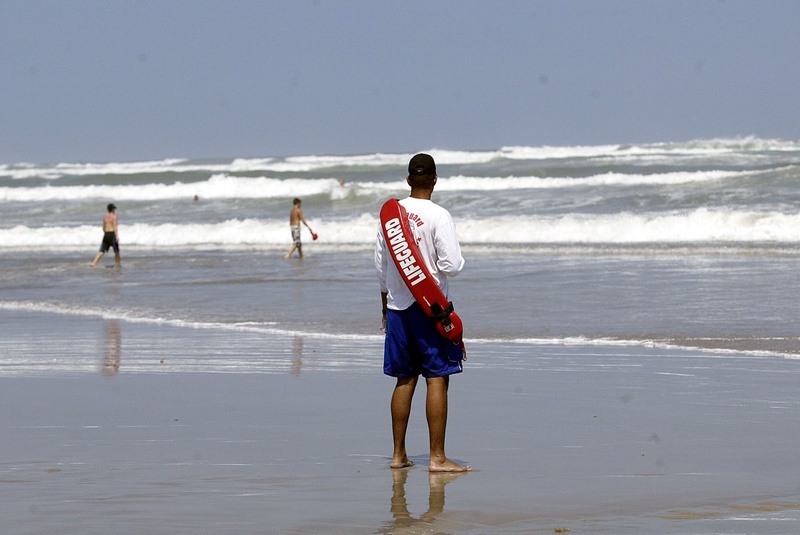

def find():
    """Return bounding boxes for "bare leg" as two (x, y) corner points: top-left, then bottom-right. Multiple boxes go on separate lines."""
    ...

(284, 244), (303, 259)
(91, 251), (104, 267)
(114, 252), (121, 266)
(390, 376), (418, 468)
(426, 376), (471, 472)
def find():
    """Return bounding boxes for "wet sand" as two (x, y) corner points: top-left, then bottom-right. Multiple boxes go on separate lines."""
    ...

(3, 311), (800, 534)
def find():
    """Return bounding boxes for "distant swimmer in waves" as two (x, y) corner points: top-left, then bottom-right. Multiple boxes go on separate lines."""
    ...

(284, 198), (316, 259)
(91, 203), (121, 268)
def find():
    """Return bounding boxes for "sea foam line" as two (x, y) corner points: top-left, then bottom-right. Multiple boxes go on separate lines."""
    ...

(5, 209), (800, 249)
(2, 300), (797, 361)
(0, 169), (752, 202)
(466, 335), (800, 361)
(0, 300), (383, 342)
(3, 137), (797, 179)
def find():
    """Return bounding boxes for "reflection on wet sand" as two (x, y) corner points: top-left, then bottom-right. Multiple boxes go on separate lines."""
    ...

(291, 335), (303, 376)
(102, 320), (121, 376)
(380, 468), (467, 534)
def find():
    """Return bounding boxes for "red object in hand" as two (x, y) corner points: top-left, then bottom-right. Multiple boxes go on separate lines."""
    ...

(312, 233), (318, 240)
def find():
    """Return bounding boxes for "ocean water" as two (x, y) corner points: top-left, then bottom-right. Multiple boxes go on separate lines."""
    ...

(5, 139), (800, 534)
(2, 137), (800, 372)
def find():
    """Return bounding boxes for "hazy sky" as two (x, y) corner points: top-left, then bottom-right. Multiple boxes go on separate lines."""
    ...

(2, 0), (799, 164)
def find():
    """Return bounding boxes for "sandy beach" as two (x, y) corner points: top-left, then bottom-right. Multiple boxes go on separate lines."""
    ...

(3, 310), (800, 534)
(5, 5), (800, 530)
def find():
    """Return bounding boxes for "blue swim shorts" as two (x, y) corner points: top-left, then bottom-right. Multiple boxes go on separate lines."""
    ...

(383, 302), (464, 379)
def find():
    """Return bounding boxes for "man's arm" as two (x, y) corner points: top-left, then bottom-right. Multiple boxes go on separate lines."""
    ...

(299, 210), (313, 230)
(434, 214), (464, 277)
(380, 291), (388, 331)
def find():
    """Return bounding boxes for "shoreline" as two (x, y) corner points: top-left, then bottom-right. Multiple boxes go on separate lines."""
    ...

(2, 311), (800, 533)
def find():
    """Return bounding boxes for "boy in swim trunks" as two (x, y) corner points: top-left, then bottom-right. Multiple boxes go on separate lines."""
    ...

(375, 153), (471, 473)
(284, 198), (314, 259)
(91, 203), (121, 267)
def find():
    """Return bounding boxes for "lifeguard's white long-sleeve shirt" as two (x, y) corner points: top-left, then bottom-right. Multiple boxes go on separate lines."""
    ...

(375, 197), (465, 311)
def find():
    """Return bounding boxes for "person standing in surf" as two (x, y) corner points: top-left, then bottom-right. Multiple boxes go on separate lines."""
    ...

(284, 198), (315, 259)
(375, 153), (471, 473)
(91, 203), (121, 268)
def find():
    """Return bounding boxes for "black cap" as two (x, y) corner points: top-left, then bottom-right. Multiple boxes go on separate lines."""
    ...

(408, 153), (436, 176)
(108, 203), (117, 211)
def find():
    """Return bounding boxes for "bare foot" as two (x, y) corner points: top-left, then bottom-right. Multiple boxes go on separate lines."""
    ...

(390, 457), (414, 469)
(429, 458), (471, 473)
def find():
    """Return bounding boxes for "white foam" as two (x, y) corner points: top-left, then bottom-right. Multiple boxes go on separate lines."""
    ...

(437, 169), (742, 191)
(0, 169), (749, 203)
(3, 137), (797, 179)
(0, 300), (383, 342)
(0, 175), (350, 202)
(2, 301), (794, 364)
(4, 209), (800, 250)
(459, 209), (800, 244)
